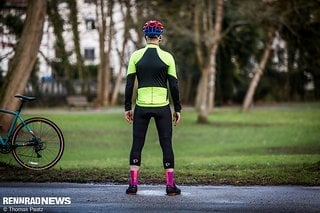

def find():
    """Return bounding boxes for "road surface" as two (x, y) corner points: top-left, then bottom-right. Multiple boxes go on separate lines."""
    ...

(0, 183), (319, 212)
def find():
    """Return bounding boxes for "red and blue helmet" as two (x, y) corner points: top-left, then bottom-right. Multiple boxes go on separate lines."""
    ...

(143, 20), (164, 36)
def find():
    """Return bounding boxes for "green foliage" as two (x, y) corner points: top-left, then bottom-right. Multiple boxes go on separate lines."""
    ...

(85, 64), (98, 78)
(279, 0), (320, 100)
(47, 0), (72, 78)
(66, 0), (86, 81)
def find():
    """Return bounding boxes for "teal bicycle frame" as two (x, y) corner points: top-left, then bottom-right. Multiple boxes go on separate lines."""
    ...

(0, 108), (35, 148)
(0, 95), (64, 170)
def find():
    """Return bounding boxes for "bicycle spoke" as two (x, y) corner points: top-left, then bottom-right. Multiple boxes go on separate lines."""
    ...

(12, 118), (64, 170)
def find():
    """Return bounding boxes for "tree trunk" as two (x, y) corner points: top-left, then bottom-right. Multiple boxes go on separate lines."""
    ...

(102, 0), (113, 106)
(67, 0), (85, 86)
(194, 1), (204, 110)
(194, 0), (224, 123)
(111, 1), (129, 105)
(110, 66), (122, 105)
(207, 0), (223, 111)
(95, 0), (113, 107)
(207, 45), (218, 111)
(95, 0), (107, 107)
(197, 68), (209, 123)
(242, 35), (274, 112)
(0, 0), (46, 132)
(47, 0), (71, 79)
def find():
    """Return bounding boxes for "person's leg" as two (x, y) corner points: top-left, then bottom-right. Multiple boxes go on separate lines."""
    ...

(127, 106), (150, 194)
(154, 105), (174, 170)
(154, 105), (181, 195)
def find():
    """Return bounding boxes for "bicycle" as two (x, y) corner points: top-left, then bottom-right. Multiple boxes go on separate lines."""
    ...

(0, 95), (64, 170)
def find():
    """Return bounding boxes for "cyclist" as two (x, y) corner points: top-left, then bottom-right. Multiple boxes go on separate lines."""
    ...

(124, 20), (182, 196)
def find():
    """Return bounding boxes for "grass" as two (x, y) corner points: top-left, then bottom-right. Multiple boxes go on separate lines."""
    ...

(0, 104), (319, 185)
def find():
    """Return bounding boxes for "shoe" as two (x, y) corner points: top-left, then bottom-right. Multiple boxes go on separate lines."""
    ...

(126, 185), (137, 195)
(166, 184), (181, 196)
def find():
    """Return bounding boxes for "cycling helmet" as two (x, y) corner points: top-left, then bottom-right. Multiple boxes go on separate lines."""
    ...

(143, 20), (164, 36)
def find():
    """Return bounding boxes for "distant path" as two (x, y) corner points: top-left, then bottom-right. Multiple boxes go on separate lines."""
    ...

(0, 183), (319, 212)
(24, 103), (320, 115)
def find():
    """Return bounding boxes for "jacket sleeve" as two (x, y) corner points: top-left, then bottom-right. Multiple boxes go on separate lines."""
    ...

(124, 73), (136, 111)
(124, 53), (137, 111)
(167, 54), (181, 112)
(168, 75), (181, 112)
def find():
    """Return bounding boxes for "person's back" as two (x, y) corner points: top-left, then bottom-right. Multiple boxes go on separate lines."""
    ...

(127, 44), (177, 108)
(124, 20), (181, 196)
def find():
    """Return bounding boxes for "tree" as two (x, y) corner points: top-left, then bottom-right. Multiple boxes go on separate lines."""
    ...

(280, 0), (320, 100)
(110, 0), (131, 105)
(67, 0), (86, 84)
(239, 0), (286, 111)
(47, 0), (71, 79)
(239, 0), (320, 110)
(242, 30), (275, 111)
(194, 0), (224, 123)
(95, 0), (114, 107)
(0, 0), (47, 132)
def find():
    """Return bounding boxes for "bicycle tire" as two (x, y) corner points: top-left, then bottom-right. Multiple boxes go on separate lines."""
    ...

(12, 117), (64, 170)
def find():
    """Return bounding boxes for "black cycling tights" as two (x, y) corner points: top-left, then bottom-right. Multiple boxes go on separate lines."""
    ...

(129, 105), (174, 169)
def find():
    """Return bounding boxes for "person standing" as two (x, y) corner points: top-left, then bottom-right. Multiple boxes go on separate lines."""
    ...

(124, 20), (182, 196)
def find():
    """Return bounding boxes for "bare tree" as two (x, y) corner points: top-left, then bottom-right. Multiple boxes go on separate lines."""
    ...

(194, 0), (224, 123)
(47, 0), (71, 79)
(67, 0), (85, 83)
(242, 29), (275, 112)
(0, 0), (46, 132)
(207, 0), (223, 111)
(95, 0), (106, 107)
(111, 0), (130, 105)
(95, 0), (114, 107)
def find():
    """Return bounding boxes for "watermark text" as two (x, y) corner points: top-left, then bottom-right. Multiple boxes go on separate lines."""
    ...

(3, 197), (71, 205)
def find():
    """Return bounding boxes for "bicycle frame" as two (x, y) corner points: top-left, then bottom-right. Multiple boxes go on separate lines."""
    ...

(0, 109), (34, 147)
(0, 95), (64, 170)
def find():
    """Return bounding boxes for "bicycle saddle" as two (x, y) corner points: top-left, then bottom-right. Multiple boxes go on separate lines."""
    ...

(15, 95), (36, 101)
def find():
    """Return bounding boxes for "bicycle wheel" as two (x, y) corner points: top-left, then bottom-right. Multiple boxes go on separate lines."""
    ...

(12, 117), (64, 170)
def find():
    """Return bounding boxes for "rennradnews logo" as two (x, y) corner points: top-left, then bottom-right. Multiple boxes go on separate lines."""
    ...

(2, 197), (71, 205)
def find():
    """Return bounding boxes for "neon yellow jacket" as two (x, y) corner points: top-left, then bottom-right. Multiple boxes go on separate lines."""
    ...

(125, 44), (181, 112)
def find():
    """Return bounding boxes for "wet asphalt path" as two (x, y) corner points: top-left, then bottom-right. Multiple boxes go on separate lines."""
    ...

(0, 183), (319, 212)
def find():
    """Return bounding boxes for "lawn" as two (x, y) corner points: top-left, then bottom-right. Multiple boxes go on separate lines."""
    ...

(1, 104), (319, 185)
